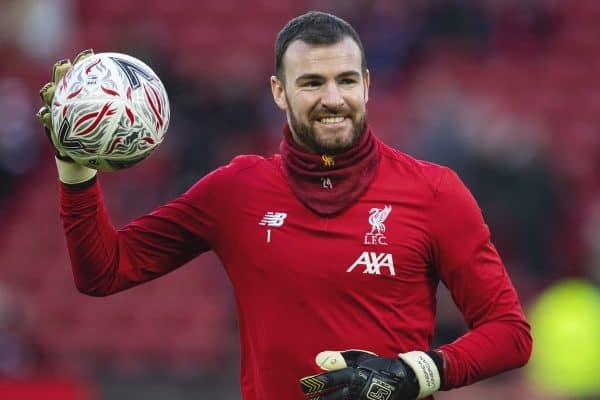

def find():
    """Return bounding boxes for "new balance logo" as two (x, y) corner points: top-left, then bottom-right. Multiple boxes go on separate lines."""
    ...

(259, 212), (287, 227)
(347, 252), (396, 276)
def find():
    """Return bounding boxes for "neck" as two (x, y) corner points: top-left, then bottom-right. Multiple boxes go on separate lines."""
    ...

(279, 124), (380, 216)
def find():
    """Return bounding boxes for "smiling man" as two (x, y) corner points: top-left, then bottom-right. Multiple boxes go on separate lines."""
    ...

(37, 10), (532, 400)
(272, 35), (369, 154)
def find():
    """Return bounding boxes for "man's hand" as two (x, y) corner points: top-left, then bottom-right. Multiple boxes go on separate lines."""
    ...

(299, 349), (442, 400)
(35, 49), (98, 184)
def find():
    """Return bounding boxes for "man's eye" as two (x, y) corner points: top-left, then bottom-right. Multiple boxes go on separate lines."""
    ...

(340, 79), (357, 85)
(304, 81), (321, 87)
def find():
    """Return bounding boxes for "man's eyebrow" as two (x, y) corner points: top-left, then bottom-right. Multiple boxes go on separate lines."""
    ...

(295, 70), (361, 84)
(337, 71), (361, 78)
(295, 73), (325, 83)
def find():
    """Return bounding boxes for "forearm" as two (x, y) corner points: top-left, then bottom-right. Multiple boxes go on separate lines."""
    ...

(430, 169), (533, 389)
(437, 318), (532, 389)
(60, 179), (123, 295)
(60, 178), (208, 295)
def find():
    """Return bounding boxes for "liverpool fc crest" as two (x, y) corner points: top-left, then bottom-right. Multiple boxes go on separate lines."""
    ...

(364, 205), (392, 245)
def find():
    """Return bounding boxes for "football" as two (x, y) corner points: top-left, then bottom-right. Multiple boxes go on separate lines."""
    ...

(51, 52), (170, 171)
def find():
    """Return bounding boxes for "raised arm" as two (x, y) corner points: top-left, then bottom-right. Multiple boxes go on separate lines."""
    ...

(59, 174), (220, 296)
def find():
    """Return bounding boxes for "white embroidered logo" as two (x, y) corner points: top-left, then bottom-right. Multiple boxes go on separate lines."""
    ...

(364, 205), (392, 245)
(366, 378), (393, 400)
(259, 212), (287, 227)
(347, 252), (396, 276)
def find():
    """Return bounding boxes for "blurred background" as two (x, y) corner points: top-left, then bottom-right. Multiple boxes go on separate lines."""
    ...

(0, 0), (599, 399)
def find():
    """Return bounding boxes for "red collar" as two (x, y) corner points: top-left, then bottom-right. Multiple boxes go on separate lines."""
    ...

(279, 124), (381, 216)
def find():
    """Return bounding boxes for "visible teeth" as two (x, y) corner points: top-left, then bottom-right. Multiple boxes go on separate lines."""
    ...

(320, 117), (344, 124)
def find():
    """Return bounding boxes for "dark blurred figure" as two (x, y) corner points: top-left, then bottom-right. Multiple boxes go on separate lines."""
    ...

(405, 70), (563, 298)
(462, 113), (562, 293)
(487, 0), (563, 53)
(0, 284), (45, 378)
(420, 0), (491, 53)
(172, 78), (263, 193)
(0, 78), (41, 211)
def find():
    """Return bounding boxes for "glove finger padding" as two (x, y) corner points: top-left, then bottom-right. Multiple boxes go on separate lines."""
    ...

(36, 105), (52, 133)
(37, 49), (95, 161)
(35, 105), (64, 158)
(305, 386), (351, 400)
(300, 368), (357, 398)
(39, 58), (71, 109)
(301, 361), (417, 400)
(72, 48), (94, 64)
(40, 49), (94, 108)
(317, 349), (378, 370)
(301, 350), (424, 400)
(37, 49), (98, 184)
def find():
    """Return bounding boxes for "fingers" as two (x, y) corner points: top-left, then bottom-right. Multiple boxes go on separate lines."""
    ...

(36, 106), (63, 154)
(52, 58), (72, 85)
(39, 81), (55, 107)
(45, 49), (95, 103)
(316, 351), (348, 371)
(300, 368), (356, 397)
(305, 386), (350, 400)
(36, 106), (53, 131)
(317, 349), (378, 370)
(339, 350), (378, 367)
(50, 49), (94, 86)
(73, 48), (94, 64)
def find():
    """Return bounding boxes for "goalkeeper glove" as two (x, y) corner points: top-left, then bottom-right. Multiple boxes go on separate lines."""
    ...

(36, 49), (98, 185)
(299, 349), (443, 400)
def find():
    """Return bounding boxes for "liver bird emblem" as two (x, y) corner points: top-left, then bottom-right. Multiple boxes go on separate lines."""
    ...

(368, 205), (392, 235)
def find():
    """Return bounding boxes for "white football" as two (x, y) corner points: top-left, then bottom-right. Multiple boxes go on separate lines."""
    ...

(51, 52), (170, 171)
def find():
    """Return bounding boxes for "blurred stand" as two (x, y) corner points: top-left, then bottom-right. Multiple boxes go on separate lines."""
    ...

(0, 284), (94, 400)
(0, 284), (42, 378)
(1, 0), (599, 399)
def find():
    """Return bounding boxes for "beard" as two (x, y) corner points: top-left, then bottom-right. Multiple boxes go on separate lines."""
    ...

(287, 100), (366, 155)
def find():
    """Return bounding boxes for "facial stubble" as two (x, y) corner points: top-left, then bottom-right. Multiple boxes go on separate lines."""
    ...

(285, 93), (366, 155)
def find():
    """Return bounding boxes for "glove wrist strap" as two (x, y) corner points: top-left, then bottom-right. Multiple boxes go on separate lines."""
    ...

(398, 351), (441, 399)
(56, 157), (97, 184)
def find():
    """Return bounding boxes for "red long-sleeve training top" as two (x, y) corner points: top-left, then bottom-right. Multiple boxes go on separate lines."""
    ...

(59, 140), (532, 400)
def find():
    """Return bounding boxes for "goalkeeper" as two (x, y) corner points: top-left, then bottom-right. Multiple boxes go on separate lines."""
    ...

(36, 11), (532, 400)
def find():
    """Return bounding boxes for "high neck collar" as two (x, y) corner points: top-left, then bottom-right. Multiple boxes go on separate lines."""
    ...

(279, 124), (381, 216)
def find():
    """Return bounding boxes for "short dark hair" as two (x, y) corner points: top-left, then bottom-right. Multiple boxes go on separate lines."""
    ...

(275, 11), (367, 79)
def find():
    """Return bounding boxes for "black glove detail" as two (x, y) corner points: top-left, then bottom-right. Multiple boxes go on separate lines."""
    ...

(300, 351), (420, 400)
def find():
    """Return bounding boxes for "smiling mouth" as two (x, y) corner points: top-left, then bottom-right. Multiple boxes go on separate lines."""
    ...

(319, 116), (345, 124)
(315, 116), (349, 125)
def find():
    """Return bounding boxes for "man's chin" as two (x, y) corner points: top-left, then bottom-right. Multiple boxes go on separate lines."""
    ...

(317, 127), (366, 153)
(312, 128), (354, 153)
(289, 118), (365, 154)
(314, 137), (356, 154)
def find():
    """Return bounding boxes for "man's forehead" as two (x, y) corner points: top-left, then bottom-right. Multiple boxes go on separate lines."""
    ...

(283, 37), (362, 77)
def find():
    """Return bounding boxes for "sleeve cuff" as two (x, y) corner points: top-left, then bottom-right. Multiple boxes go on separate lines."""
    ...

(55, 157), (97, 185)
(398, 351), (442, 399)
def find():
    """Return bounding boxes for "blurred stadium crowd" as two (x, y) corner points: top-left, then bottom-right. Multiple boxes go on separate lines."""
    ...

(0, 0), (599, 399)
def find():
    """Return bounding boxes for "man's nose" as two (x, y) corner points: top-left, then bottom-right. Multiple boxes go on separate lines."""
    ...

(321, 82), (344, 108)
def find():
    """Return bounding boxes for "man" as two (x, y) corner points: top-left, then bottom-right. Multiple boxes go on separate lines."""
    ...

(37, 11), (532, 400)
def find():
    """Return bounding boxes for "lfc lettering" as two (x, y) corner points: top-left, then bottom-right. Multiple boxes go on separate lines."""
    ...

(364, 234), (388, 245)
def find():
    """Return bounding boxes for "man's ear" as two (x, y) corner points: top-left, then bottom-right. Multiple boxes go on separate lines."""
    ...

(271, 75), (288, 110)
(363, 69), (370, 104)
